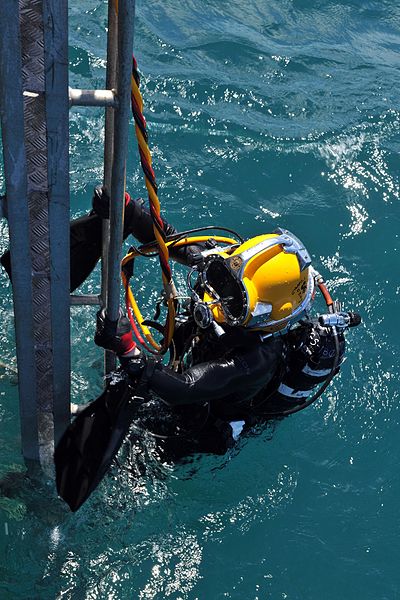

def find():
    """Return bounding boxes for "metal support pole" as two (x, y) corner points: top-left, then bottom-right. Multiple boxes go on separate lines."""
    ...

(0, 2), (40, 461)
(106, 0), (135, 318)
(44, 0), (71, 446)
(0, 0), (70, 465)
(18, 0), (57, 466)
(102, 0), (119, 372)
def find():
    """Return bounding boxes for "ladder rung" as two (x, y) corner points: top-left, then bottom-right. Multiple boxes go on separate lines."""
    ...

(69, 87), (118, 108)
(70, 294), (102, 306)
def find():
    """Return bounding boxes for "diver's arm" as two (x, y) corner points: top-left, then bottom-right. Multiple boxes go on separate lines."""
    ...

(93, 305), (284, 407)
(2, 187), (201, 288)
(123, 195), (204, 267)
(139, 342), (284, 406)
(92, 186), (204, 266)
(69, 213), (103, 291)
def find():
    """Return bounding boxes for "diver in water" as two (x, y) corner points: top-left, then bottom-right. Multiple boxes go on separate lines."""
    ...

(91, 186), (358, 407)
(1, 187), (360, 511)
(90, 188), (359, 438)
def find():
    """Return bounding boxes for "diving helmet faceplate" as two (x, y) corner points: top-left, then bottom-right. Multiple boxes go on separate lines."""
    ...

(198, 228), (315, 333)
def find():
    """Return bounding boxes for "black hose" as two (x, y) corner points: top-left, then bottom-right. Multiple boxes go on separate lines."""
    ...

(166, 225), (244, 248)
(125, 226), (243, 259)
(137, 225), (244, 254)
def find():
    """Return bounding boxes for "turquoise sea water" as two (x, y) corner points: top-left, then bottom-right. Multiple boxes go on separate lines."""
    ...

(1, 0), (400, 598)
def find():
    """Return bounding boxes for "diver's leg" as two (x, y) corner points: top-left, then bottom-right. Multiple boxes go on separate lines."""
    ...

(69, 212), (103, 292)
(1, 190), (139, 292)
(1, 199), (165, 290)
(0, 211), (103, 292)
(69, 190), (150, 291)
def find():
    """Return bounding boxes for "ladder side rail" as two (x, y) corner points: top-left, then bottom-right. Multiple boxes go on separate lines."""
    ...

(103, 0), (119, 372)
(19, 0), (56, 465)
(44, 0), (71, 445)
(107, 0), (136, 322)
(0, 2), (40, 461)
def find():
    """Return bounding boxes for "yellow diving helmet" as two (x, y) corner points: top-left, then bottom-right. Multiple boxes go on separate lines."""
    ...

(199, 228), (315, 333)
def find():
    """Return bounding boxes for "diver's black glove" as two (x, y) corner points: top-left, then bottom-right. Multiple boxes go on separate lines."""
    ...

(119, 353), (147, 382)
(94, 309), (138, 357)
(92, 185), (110, 219)
(92, 185), (134, 220)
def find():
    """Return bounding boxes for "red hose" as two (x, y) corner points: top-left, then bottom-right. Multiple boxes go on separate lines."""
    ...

(124, 282), (157, 354)
(318, 281), (334, 309)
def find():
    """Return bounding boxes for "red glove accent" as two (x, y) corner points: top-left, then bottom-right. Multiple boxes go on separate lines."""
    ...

(119, 330), (137, 356)
(124, 192), (132, 207)
(95, 310), (137, 356)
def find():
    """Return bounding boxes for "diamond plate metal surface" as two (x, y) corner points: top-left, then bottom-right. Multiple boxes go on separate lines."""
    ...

(19, 1), (55, 425)
(19, 0), (45, 92)
(3, 0), (70, 462)
(24, 94), (48, 191)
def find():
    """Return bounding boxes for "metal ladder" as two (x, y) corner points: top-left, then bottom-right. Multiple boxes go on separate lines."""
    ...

(0, 0), (135, 468)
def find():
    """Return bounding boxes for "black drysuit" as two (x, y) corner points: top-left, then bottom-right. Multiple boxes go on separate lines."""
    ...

(1, 197), (338, 455)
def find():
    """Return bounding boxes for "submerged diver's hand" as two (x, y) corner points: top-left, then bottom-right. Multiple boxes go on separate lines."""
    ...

(95, 309), (139, 357)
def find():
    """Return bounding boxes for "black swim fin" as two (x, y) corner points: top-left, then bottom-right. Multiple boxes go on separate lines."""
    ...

(55, 377), (142, 512)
